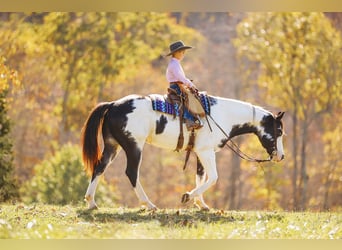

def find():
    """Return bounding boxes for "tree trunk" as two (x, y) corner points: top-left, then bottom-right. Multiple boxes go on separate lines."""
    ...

(322, 162), (337, 210)
(60, 81), (70, 144)
(228, 152), (241, 210)
(323, 177), (332, 211)
(292, 112), (299, 210)
(264, 167), (273, 210)
(299, 122), (309, 210)
(59, 59), (76, 145)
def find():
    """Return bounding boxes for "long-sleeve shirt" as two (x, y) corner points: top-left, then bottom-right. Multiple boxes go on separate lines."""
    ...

(166, 57), (193, 87)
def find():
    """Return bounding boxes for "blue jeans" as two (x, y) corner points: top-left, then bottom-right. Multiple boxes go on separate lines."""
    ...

(169, 83), (195, 121)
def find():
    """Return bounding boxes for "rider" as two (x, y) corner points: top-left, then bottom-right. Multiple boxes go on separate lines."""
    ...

(166, 40), (203, 130)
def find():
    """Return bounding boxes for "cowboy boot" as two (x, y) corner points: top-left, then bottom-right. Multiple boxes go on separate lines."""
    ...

(194, 115), (203, 128)
(185, 116), (203, 131)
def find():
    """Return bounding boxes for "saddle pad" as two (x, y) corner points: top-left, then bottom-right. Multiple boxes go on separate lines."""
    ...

(151, 92), (212, 117)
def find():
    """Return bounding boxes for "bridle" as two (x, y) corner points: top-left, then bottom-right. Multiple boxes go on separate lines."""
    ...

(208, 105), (279, 163)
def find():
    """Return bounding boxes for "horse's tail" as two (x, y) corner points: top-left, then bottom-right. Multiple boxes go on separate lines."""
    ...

(81, 102), (111, 176)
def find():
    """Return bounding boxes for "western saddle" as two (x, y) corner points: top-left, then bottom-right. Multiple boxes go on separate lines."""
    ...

(166, 82), (207, 170)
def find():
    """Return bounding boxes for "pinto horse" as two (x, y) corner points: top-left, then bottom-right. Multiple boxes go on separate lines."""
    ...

(81, 93), (285, 210)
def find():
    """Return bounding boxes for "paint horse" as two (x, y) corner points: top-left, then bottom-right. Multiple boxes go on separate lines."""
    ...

(81, 93), (285, 210)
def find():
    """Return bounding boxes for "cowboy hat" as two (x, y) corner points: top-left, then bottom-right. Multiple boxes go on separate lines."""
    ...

(166, 40), (193, 56)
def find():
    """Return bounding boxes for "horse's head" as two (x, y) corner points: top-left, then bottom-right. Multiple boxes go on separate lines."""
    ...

(258, 111), (285, 162)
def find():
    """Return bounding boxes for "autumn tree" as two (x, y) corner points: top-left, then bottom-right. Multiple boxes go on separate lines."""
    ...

(0, 13), (62, 181)
(41, 12), (203, 143)
(320, 106), (342, 210)
(0, 54), (20, 202)
(234, 12), (342, 210)
(0, 12), (203, 183)
(22, 144), (118, 205)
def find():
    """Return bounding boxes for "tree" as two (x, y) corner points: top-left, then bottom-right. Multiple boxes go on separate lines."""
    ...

(0, 55), (20, 202)
(0, 13), (62, 182)
(234, 12), (342, 210)
(320, 109), (342, 210)
(0, 12), (203, 183)
(22, 143), (118, 205)
(42, 12), (203, 143)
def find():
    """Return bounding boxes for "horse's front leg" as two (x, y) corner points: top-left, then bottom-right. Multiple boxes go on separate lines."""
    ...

(193, 157), (210, 210)
(181, 150), (217, 209)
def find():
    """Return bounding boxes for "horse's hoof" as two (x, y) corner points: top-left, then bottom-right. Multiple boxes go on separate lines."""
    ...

(149, 206), (158, 211)
(84, 194), (99, 210)
(181, 193), (190, 203)
(201, 206), (210, 212)
(140, 202), (158, 212)
(88, 204), (98, 210)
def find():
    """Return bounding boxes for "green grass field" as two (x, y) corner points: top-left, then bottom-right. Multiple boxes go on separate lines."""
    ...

(0, 203), (341, 239)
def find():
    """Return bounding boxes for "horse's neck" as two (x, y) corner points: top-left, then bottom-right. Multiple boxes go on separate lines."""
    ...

(212, 96), (270, 137)
(214, 97), (253, 122)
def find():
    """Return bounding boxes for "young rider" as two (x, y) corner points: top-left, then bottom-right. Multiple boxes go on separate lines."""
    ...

(166, 40), (203, 129)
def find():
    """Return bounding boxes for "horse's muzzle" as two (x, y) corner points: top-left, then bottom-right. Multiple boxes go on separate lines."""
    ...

(272, 154), (285, 162)
(271, 151), (284, 162)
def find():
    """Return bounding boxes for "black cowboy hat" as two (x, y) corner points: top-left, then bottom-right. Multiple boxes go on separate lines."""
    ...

(166, 40), (193, 56)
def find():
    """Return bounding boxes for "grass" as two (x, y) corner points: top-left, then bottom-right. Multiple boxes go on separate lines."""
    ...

(0, 203), (341, 239)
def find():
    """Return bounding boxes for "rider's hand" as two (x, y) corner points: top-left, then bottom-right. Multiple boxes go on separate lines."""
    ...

(187, 82), (194, 88)
(189, 85), (199, 93)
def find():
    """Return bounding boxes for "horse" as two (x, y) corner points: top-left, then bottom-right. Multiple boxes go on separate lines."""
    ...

(81, 93), (285, 210)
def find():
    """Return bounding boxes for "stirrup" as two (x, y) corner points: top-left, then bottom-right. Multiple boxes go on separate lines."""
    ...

(195, 118), (203, 127)
(186, 119), (203, 131)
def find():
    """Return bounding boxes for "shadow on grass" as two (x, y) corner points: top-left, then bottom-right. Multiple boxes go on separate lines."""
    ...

(76, 208), (252, 227)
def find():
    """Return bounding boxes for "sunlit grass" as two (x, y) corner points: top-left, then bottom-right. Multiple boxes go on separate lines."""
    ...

(0, 203), (341, 239)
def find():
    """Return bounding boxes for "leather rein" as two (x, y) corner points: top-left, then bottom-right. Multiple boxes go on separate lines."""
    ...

(207, 106), (276, 163)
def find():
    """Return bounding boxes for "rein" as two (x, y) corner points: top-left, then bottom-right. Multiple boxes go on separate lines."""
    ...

(226, 138), (271, 163)
(207, 113), (272, 164)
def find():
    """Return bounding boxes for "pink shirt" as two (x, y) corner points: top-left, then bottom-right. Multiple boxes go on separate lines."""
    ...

(166, 57), (193, 87)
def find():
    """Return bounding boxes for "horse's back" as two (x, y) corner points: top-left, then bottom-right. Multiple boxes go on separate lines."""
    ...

(107, 94), (197, 151)
(106, 95), (155, 139)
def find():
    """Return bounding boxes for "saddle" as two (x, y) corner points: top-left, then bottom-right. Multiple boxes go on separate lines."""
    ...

(167, 82), (208, 170)
(167, 83), (206, 118)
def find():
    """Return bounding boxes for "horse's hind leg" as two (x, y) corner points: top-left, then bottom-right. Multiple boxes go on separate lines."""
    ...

(124, 140), (157, 210)
(85, 142), (120, 209)
(193, 157), (210, 210)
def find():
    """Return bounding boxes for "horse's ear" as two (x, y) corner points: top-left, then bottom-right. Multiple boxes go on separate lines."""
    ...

(276, 111), (285, 120)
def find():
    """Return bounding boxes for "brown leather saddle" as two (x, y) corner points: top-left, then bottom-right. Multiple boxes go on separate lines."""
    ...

(166, 82), (207, 170)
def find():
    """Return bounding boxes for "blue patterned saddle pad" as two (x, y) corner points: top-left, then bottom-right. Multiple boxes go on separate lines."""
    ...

(151, 92), (213, 117)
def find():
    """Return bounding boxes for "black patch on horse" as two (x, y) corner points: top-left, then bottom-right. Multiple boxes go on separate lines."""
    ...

(196, 157), (205, 177)
(229, 123), (258, 138)
(104, 99), (142, 187)
(218, 123), (257, 148)
(208, 96), (218, 106)
(105, 99), (136, 128)
(156, 115), (168, 134)
(260, 115), (275, 138)
(261, 114), (283, 137)
(259, 114), (282, 156)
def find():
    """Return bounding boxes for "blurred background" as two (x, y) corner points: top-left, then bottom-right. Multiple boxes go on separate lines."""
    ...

(0, 12), (341, 211)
